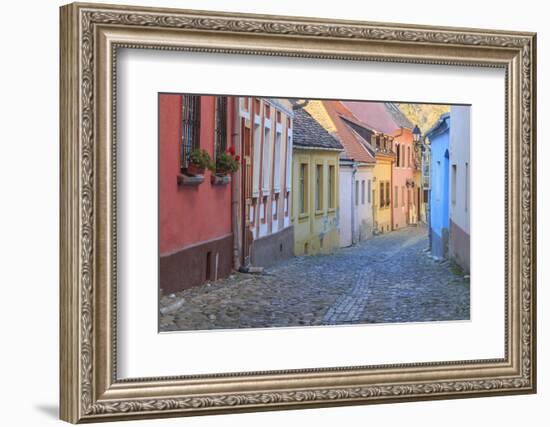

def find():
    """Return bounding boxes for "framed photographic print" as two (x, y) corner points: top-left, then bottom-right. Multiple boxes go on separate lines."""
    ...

(60, 2), (537, 423)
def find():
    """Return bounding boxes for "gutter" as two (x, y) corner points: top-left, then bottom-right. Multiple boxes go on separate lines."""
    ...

(351, 161), (357, 245)
(293, 145), (344, 152)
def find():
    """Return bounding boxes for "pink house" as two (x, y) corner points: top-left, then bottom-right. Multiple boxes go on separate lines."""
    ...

(343, 102), (420, 230)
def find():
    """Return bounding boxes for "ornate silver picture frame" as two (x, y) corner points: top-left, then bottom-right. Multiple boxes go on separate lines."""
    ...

(60, 2), (536, 423)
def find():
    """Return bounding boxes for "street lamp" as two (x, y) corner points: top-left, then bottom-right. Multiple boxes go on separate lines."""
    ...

(412, 124), (421, 145)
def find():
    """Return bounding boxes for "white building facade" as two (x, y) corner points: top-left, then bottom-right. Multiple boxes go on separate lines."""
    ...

(339, 160), (374, 247)
(238, 97), (294, 268)
(449, 105), (471, 273)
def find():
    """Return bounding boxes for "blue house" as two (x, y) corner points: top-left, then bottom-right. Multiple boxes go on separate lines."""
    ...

(426, 113), (450, 259)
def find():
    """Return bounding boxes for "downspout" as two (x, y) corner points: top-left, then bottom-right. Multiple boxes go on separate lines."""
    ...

(351, 161), (357, 244)
(231, 97), (241, 271)
(390, 154), (394, 231)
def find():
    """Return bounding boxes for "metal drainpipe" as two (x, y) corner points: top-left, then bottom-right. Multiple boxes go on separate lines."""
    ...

(231, 97), (241, 271)
(427, 146), (432, 252)
(351, 162), (357, 245)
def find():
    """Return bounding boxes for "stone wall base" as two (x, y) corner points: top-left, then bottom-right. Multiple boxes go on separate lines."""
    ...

(160, 234), (233, 294)
(450, 220), (470, 273)
(251, 226), (294, 268)
(431, 227), (449, 259)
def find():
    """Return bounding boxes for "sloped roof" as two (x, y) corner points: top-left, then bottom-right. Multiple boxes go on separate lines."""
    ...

(318, 100), (376, 164)
(385, 103), (414, 130)
(425, 112), (451, 140)
(342, 101), (413, 134)
(339, 115), (394, 158)
(293, 107), (343, 151)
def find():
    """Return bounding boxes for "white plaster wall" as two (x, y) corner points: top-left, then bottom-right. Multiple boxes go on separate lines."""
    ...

(449, 105), (471, 234)
(259, 200), (268, 237)
(339, 166), (353, 247)
(356, 167), (374, 240)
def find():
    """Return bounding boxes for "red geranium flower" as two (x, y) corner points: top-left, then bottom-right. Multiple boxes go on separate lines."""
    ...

(227, 146), (235, 155)
(235, 155), (241, 161)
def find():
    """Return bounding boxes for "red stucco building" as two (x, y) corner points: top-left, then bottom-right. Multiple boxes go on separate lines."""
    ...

(159, 94), (236, 294)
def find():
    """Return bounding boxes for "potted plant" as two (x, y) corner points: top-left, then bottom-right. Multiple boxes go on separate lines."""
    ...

(187, 148), (214, 176)
(215, 147), (240, 175)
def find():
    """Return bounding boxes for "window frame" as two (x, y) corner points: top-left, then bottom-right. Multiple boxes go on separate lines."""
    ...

(299, 162), (309, 217)
(328, 164), (336, 210)
(315, 162), (324, 214)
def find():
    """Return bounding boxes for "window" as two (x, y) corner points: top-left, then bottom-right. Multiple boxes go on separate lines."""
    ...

(285, 191), (290, 216)
(361, 180), (365, 205)
(273, 131), (282, 192)
(242, 123), (252, 199)
(402, 187), (405, 207)
(356, 180), (360, 206)
(367, 180), (371, 203)
(385, 182), (390, 207)
(299, 163), (308, 214)
(262, 126), (271, 191)
(262, 196), (268, 223)
(285, 127), (292, 191)
(315, 164), (323, 211)
(407, 146), (411, 168)
(451, 164), (457, 204)
(273, 194), (279, 220)
(242, 97), (249, 112)
(181, 95), (201, 170)
(380, 182), (385, 207)
(328, 165), (335, 209)
(394, 185), (398, 207)
(465, 162), (469, 212)
(250, 199), (256, 226)
(252, 122), (261, 196)
(215, 96), (227, 158)
(395, 144), (401, 167)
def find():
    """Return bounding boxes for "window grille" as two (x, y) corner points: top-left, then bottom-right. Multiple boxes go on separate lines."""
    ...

(181, 95), (201, 170)
(215, 96), (228, 158)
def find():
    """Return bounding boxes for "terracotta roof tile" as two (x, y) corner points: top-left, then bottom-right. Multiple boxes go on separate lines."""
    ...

(342, 101), (413, 134)
(320, 101), (376, 164)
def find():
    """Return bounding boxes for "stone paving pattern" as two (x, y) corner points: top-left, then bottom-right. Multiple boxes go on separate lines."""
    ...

(159, 226), (470, 331)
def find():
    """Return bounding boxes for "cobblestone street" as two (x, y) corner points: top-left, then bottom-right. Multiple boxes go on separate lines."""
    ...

(160, 225), (470, 331)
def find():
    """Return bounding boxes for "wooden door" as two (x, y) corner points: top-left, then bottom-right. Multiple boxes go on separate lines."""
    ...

(241, 120), (253, 266)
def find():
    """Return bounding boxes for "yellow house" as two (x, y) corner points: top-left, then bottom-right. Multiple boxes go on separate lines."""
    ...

(291, 107), (343, 255)
(370, 134), (396, 233)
